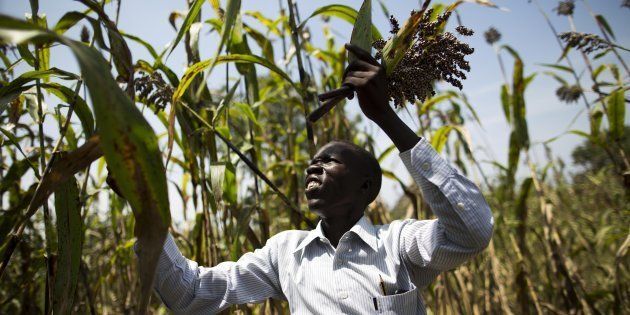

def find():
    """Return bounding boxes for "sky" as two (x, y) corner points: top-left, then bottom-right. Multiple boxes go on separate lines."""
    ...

(1, 0), (629, 224)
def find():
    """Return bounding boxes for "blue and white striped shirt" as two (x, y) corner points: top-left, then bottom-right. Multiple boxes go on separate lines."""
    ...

(149, 138), (494, 314)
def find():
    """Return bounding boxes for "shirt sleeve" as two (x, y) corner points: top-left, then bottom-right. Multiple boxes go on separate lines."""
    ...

(397, 137), (494, 278)
(143, 233), (284, 314)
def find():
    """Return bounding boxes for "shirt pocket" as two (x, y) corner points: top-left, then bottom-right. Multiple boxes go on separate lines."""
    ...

(374, 287), (419, 314)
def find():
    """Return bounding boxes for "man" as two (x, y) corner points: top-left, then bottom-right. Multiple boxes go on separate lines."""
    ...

(143, 44), (493, 314)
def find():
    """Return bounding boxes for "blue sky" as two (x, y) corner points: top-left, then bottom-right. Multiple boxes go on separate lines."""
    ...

(2, 1), (629, 219)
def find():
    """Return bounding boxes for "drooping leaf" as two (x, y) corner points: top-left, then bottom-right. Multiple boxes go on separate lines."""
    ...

(77, 0), (134, 90)
(53, 11), (85, 34)
(174, 54), (296, 103)
(64, 39), (170, 314)
(42, 82), (95, 136)
(298, 4), (382, 41)
(0, 14), (171, 313)
(595, 14), (615, 40)
(121, 31), (159, 60)
(53, 176), (82, 315)
(0, 68), (78, 100)
(539, 63), (573, 73)
(431, 125), (454, 153)
(349, 0), (372, 64)
(166, 0), (204, 59)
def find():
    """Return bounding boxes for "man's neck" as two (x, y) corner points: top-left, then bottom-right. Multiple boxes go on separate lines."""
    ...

(320, 210), (364, 248)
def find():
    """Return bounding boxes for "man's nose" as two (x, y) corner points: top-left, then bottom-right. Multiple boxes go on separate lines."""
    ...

(306, 163), (323, 175)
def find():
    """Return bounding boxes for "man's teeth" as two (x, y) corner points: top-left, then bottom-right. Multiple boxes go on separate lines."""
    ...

(307, 181), (320, 190)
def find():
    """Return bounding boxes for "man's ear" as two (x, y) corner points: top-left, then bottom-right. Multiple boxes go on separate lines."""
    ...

(361, 178), (372, 194)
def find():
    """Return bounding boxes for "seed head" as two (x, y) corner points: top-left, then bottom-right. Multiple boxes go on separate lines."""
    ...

(135, 71), (173, 112)
(484, 27), (501, 45)
(389, 15), (400, 34)
(560, 32), (610, 54)
(623, 0), (630, 8)
(555, 0), (575, 16)
(556, 85), (582, 103)
(80, 25), (90, 43)
(373, 9), (474, 107)
(456, 26), (474, 36)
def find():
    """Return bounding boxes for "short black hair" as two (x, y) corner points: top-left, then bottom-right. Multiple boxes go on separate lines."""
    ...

(328, 140), (382, 206)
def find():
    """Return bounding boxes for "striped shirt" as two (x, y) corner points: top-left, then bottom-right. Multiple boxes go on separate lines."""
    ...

(148, 138), (494, 314)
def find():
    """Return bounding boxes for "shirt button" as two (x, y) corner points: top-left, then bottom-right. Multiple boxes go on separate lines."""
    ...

(339, 291), (348, 299)
(422, 162), (430, 171)
(456, 202), (465, 210)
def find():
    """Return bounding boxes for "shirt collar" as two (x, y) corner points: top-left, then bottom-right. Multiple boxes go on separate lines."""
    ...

(292, 215), (378, 254)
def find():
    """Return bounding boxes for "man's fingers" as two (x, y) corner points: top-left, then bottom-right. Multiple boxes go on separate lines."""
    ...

(345, 43), (379, 66)
(343, 76), (368, 89)
(345, 71), (372, 79)
(344, 60), (379, 77)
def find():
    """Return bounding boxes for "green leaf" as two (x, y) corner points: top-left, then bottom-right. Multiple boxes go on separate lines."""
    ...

(0, 154), (39, 195)
(590, 105), (604, 139)
(232, 102), (259, 126)
(77, 0), (133, 84)
(501, 44), (521, 61)
(606, 89), (625, 140)
(377, 144), (396, 163)
(418, 91), (456, 116)
(500, 84), (510, 123)
(64, 39), (170, 313)
(510, 49), (529, 149)
(0, 127), (38, 170)
(507, 130), (520, 181)
(595, 14), (615, 40)
(166, 0), (204, 59)
(0, 68), (78, 102)
(53, 11), (85, 34)
(121, 31), (159, 60)
(592, 64), (606, 80)
(214, 0), (241, 65)
(349, 0), (372, 64)
(53, 177), (82, 315)
(539, 63), (573, 73)
(431, 125), (453, 153)
(42, 82), (94, 136)
(298, 4), (382, 41)
(0, 14), (172, 313)
(175, 54), (296, 102)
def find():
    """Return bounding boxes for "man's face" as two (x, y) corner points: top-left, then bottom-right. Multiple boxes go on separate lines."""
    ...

(304, 142), (367, 218)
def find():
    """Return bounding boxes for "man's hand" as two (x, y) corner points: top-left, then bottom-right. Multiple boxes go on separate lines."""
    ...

(342, 43), (395, 124)
(342, 43), (421, 152)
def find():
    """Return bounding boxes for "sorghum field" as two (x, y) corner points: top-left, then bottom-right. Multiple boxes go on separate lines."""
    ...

(0, 0), (628, 314)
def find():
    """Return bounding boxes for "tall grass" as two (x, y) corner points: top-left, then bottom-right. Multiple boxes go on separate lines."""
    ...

(0, 0), (628, 314)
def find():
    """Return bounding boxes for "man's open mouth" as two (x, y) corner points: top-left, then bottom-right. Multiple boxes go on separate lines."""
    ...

(305, 176), (322, 192)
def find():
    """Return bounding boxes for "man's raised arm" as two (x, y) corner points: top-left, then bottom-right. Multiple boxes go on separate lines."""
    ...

(343, 43), (494, 287)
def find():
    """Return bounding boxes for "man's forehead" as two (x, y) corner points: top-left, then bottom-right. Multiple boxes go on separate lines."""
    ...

(314, 142), (359, 158)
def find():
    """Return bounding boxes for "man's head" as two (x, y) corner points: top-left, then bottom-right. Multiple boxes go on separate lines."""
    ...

(304, 140), (382, 218)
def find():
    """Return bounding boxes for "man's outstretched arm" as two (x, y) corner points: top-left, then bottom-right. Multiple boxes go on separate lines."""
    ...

(343, 43), (493, 283)
(135, 233), (284, 314)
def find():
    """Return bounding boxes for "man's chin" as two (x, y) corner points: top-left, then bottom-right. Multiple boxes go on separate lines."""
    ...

(306, 198), (329, 217)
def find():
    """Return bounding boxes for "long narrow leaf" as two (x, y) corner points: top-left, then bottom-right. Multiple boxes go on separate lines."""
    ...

(53, 176), (82, 315)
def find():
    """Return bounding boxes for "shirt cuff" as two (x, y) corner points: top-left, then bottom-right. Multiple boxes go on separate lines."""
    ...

(399, 137), (456, 188)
